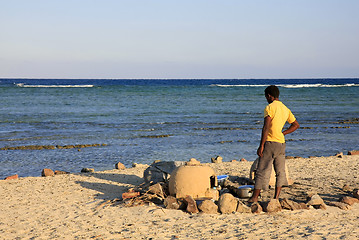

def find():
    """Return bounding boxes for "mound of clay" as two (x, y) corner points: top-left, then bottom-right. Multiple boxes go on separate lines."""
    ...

(169, 159), (218, 200)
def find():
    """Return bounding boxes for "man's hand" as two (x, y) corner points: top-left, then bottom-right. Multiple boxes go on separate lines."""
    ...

(257, 145), (264, 157)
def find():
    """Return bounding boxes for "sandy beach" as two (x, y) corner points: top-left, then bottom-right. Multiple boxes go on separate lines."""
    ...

(1, 155), (359, 240)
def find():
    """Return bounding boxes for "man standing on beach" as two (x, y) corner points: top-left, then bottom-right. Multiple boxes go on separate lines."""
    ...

(248, 85), (300, 202)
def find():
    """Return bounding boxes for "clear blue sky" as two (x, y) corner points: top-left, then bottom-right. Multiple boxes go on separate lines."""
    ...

(1, 0), (359, 79)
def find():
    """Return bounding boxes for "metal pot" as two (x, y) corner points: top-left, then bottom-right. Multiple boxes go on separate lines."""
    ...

(236, 185), (254, 198)
(217, 175), (229, 187)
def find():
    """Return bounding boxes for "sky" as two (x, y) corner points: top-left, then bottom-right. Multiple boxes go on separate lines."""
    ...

(1, 0), (359, 79)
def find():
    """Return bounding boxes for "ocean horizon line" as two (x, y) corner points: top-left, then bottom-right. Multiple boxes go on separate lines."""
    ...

(1, 77), (359, 81)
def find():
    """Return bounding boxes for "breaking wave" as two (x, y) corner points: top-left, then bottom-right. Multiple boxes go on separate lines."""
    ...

(212, 83), (359, 88)
(15, 83), (94, 88)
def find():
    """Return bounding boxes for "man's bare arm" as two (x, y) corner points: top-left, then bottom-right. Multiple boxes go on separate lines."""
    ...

(257, 116), (271, 157)
(283, 120), (300, 136)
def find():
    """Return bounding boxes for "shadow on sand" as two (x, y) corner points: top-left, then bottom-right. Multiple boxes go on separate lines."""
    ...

(75, 172), (144, 200)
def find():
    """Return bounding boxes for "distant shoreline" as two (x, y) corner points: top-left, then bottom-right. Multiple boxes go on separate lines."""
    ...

(2, 77), (359, 80)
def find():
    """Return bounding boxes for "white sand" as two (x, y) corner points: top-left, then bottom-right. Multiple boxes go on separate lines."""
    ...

(1, 155), (359, 239)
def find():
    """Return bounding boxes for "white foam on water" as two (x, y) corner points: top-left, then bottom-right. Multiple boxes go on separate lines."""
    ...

(211, 84), (268, 87)
(16, 83), (94, 88)
(212, 83), (359, 88)
(280, 83), (359, 88)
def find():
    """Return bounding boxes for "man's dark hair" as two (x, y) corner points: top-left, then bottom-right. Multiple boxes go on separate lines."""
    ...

(265, 85), (280, 98)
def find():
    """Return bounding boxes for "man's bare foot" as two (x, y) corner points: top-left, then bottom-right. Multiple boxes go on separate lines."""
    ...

(248, 189), (261, 203)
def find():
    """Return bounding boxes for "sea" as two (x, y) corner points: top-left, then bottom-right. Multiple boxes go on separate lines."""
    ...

(0, 78), (358, 178)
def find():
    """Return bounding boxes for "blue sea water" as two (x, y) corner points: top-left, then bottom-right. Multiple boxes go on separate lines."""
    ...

(0, 78), (358, 178)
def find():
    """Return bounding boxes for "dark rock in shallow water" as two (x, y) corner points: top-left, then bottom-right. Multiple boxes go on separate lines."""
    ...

(1, 143), (107, 151)
(140, 134), (171, 138)
(1, 145), (55, 150)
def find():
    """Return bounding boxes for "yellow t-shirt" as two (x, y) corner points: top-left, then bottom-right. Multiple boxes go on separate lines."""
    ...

(264, 100), (296, 143)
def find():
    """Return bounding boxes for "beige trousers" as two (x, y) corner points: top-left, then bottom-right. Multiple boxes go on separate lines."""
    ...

(254, 141), (288, 190)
